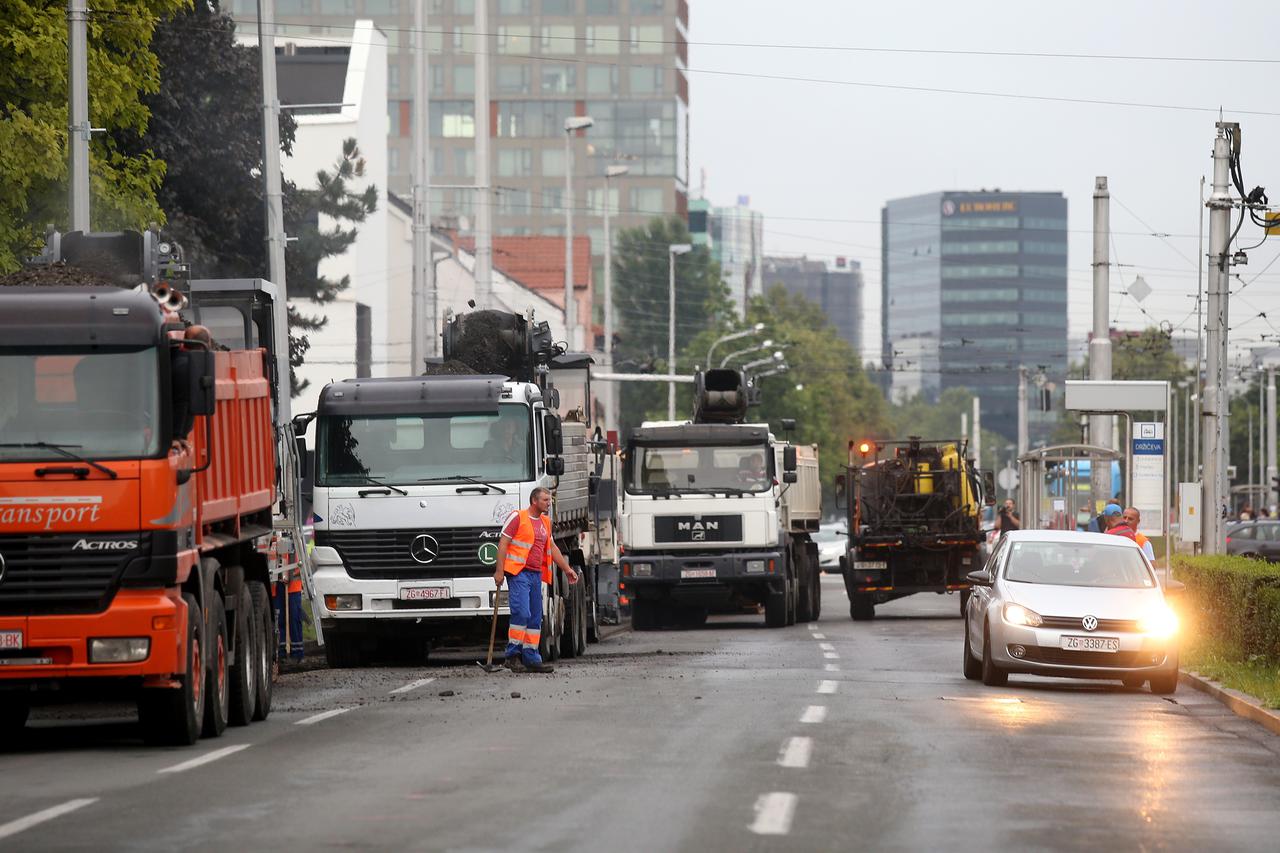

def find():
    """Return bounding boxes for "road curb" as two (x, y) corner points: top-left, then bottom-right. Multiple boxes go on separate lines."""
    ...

(1180, 669), (1280, 736)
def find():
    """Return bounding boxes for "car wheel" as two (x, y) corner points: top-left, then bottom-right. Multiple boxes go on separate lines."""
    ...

(1149, 655), (1179, 695)
(980, 620), (1008, 687)
(963, 620), (982, 681)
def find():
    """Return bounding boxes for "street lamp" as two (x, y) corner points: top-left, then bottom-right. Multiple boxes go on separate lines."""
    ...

(563, 115), (594, 349)
(706, 322), (766, 367)
(719, 339), (774, 368)
(667, 242), (693, 419)
(741, 351), (785, 375)
(602, 163), (629, 429)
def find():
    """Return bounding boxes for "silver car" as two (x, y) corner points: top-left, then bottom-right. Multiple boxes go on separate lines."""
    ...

(962, 530), (1180, 694)
(813, 524), (847, 571)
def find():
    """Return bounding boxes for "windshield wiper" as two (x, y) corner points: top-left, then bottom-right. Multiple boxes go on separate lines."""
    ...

(0, 442), (118, 479)
(417, 474), (507, 495)
(351, 475), (407, 496)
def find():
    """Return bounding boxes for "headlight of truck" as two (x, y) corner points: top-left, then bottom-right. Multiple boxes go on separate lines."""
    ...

(632, 563), (653, 577)
(89, 638), (150, 663)
(324, 594), (362, 611)
(745, 559), (766, 573)
(1003, 603), (1043, 627)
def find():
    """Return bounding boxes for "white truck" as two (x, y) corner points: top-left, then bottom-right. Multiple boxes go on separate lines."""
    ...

(300, 310), (595, 665)
(617, 369), (822, 629)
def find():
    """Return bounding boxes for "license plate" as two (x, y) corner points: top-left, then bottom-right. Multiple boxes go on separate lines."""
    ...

(0, 631), (21, 650)
(399, 586), (451, 601)
(681, 569), (716, 579)
(854, 561), (887, 570)
(1060, 635), (1120, 653)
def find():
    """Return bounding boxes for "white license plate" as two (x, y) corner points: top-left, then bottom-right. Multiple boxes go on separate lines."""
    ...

(0, 631), (21, 650)
(399, 586), (451, 601)
(854, 561), (887, 570)
(681, 569), (716, 579)
(1060, 635), (1120, 653)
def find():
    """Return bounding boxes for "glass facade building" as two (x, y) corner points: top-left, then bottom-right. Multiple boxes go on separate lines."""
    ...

(881, 191), (1068, 443)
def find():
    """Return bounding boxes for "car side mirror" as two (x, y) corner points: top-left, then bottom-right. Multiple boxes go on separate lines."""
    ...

(783, 445), (797, 472)
(543, 415), (564, 456)
(187, 349), (216, 416)
(783, 471), (797, 484)
(965, 570), (992, 586)
(834, 473), (846, 499)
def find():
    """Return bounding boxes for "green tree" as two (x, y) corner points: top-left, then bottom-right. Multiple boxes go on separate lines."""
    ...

(0, 0), (188, 271)
(889, 387), (1007, 473)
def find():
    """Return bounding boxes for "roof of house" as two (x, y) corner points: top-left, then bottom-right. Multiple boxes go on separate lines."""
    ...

(455, 235), (592, 306)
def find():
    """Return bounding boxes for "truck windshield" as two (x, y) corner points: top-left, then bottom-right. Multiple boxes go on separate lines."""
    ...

(317, 404), (533, 486)
(630, 444), (772, 494)
(0, 348), (161, 460)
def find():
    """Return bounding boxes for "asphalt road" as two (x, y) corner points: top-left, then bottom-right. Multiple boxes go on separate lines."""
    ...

(4, 574), (1280, 851)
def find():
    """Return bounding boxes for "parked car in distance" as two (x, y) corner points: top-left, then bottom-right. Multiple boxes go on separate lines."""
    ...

(963, 530), (1181, 694)
(1225, 520), (1280, 561)
(813, 523), (847, 572)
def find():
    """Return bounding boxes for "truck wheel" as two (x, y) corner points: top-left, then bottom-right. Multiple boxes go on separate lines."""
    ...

(631, 598), (658, 631)
(576, 585), (589, 654)
(201, 595), (230, 739)
(139, 592), (204, 746)
(786, 579), (798, 626)
(981, 621), (1008, 687)
(764, 589), (788, 628)
(0, 695), (30, 740)
(248, 581), (274, 720)
(586, 565), (601, 643)
(850, 594), (875, 621)
(812, 568), (822, 620)
(324, 633), (364, 668)
(540, 586), (561, 662)
(228, 583), (255, 727)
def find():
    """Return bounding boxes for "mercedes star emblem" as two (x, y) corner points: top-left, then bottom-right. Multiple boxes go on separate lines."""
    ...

(1082, 615), (1099, 632)
(410, 533), (440, 565)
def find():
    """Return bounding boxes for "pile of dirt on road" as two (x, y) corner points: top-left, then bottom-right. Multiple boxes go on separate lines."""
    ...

(0, 262), (128, 288)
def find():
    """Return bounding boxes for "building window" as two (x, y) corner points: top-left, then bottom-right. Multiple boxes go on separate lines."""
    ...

(387, 63), (400, 94)
(940, 288), (1019, 303)
(495, 100), (575, 137)
(454, 64), (475, 94)
(585, 64), (618, 94)
(540, 24), (577, 55)
(630, 187), (663, 215)
(941, 240), (1019, 255)
(1023, 241), (1067, 255)
(497, 148), (534, 177)
(628, 65), (663, 94)
(497, 0), (531, 12)
(542, 186), (564, 215)
(430, 101), (476, 137)
(455, 0), (475, 12)
(541, 149), (567, 177)
(940, 264), (1019, 279)
(453, 26), (474, 52)
(498, 189), (533, 216)
(588, 186), (620, 215)
(388, 99), (406, 136)
(629, 24), (663, 54)
(363, 0), (398, 12)
(586, 25), (620, 55)
(941, 311), (1020, 326)
(496, 64), (532, 93)
(1021, 289), (1067, 304)
(542, 0), (575, 12)
(940, 215), (1018, 231)
(1023, 264), (1066, 281)
(586, 0), (618, 12)
(318, 0), (355, 13)
(541, 64), (577, 93)
(431, 65), (445, 96)
(497, 25), (532, 55)
(1022, 217), (1068, 232)
(630, 0), (664, 12)
(388, 147), (401, 174)
(454, 148), (475, 178)
(432, 148), (445, 179)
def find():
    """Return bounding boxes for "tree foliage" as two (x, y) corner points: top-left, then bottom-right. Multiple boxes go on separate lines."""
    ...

(0, 0), (187, 271)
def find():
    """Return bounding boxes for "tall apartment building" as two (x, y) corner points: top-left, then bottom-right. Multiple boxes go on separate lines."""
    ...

(881, 191), (1069, 444)
(688, 196), (764, 316)
(761, 255), (863, 354)
(227, 0), (690, 258)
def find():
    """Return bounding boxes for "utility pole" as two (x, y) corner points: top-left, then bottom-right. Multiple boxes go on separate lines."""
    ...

(1269, 366), (1277, 508)
(472, 0), (492, 309)
(1202, 123), (1235, 553)
(257, 0), (287, 289)
(1017, 366), (1029, 459)
(564, 127), (576, 350)
(1090, 177), (1113, 504)
(67, 0), (91, 231)
(411, 0), (435, 369)
(972, 396), (982, 470)
(1194, 176), (1205, 480)
(602, 165), (629, 430)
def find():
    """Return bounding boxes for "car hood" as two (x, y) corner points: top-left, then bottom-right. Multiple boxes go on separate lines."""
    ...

(1004, 581), (1164, 619)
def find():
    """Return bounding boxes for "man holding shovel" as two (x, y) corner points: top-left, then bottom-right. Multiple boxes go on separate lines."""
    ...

(493, 488), (579, 673)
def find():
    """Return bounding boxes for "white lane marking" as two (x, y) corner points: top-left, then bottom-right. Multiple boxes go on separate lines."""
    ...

(778, 736), (812, 769)
(818, 642), (835, 651)
(805, 623), (817, 629)
(749, 792), (797, 836)
(823, 663), (840, 672)
(296, 707), (355, 726)
(389, 677), (436, 695)
(811, 632), (826, 639)
(823, 651), (840, 660)
(817, 680), (838, 694)
(0, 799), (98, 842)
(157, 744), (251, 775)
(800, 705), (827, 724)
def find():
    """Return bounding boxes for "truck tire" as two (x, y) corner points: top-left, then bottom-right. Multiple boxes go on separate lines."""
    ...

(0, 695), (30, 741)
(631, 598), (658, 631)
(139, 592), (204, 746)
(540, 585), (561, 662)
(812, 567), (822, 620)
(764, 589), (788, 628)
(576, 585), (589, 654)
(560, 582), (586, 659)
(248, 580), (274, 721)
(324, 632), (364, 668)
(228, 583), (255, 727)
(785, 578), (797, 626)
(981, 621), (1008, 687)
(201, 595), (230, 739)
(586, 564), (601, 644)
(850, 594), (875, 621)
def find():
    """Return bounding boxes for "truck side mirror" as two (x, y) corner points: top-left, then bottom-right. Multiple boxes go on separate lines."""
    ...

(187, 349), (216, 416)
(834, 473), (846, 499)
(982, 471), (997, 505)
(783, 445), (797, 472)
(293, 412), (316, 435)
(544, 415), (564, 456)
(295, 437), (309, 479)
(783, 471), (798, 484)
(547, 457), (565, 477)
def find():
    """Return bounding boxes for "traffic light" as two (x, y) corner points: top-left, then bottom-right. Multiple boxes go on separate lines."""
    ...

(856, 440), (876, 458)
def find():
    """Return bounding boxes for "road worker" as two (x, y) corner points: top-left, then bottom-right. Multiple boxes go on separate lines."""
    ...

(1122, 506), (1156, 562)
(272, 533), (306, 664)
(493, 488), (579, 673)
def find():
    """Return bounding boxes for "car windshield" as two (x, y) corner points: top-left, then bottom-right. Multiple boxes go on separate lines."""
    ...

(629, 444), (772, 494)
(0, 347), (161, 460)
(1003, 540), (1155, 589)
(317, 404), (532, 486)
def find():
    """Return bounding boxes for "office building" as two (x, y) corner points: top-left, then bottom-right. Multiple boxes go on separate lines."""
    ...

(881, 191), (1068, 443)
(688, 196), (764, 315)
(761, 255), (863, 354)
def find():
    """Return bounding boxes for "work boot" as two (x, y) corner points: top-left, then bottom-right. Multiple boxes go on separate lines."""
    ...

(504, 656), (526, 673)
(523, 661), (555, 673)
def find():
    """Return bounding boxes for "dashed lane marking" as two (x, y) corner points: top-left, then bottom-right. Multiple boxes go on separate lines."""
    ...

(778, 736), (812, 769)
(823, 651), (840, 660)
(817, 680), (838, 695)
(811, 632), (826, 640)
(0, 799), (98, 842)
(157, 744), (251, 775)
(296, 708), (355, 726)
(818, 642), (835, 651)
(389, 677), (437, 695)
(824, 663), (840, 672)
(749, 792), (797, 836)
(800, 705), (827, 724)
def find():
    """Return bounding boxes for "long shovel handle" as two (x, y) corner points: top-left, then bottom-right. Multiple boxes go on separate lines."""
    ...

(485, 587), (501, 667)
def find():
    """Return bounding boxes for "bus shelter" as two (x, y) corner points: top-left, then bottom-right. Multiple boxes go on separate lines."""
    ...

(1018, 444), (1123, 531)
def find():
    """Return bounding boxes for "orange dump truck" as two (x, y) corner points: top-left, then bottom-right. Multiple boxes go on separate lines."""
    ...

(0, 280), (290, 745)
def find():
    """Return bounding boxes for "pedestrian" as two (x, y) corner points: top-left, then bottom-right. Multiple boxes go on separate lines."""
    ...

(1240, 503), (1254, 521)
(273, 567), (305, 664)
(997, 499), (1021, 536)
(1121, 507), (1156, 561)
(493, 488), (579, 673)
(1101, 503), (1136, 541)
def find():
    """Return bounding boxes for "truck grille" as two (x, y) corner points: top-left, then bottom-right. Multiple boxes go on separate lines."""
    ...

(317, 528), (499, 580)
(0, 532), (146, 616)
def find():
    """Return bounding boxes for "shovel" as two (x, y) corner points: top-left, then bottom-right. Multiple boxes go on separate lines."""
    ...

(477, 585), (505, 673)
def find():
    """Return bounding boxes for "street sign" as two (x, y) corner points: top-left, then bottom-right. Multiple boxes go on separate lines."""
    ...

(1131, 422), (1164, 537)
(997, 466), (1020, 491)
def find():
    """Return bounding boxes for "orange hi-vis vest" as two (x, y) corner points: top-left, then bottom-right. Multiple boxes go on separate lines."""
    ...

(503, 509), (553, 584)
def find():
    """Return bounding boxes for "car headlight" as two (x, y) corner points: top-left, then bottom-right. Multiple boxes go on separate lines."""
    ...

(1138, 606), (1179, 638)
(1003, 603), (1043, 627)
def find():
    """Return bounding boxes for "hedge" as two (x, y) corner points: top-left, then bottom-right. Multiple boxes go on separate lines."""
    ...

(1172, 554), (1280, 661)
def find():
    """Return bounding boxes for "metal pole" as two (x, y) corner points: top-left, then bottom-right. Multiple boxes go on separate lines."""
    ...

(1184, 385), (1191, 483)
(564, 129), (575, 350)
(258, 0), (287, 290)
(1269, 366), (1277, 508)
(1089, 177), (1112, 504)
(67, 0), (90, 231)
(1017, 365), (1028, 458)
(1248, 394), (1255, 506)
(1259, 374), (1265, 508)
(603, 173), (615, 428)
(473, 0), (491, 309)
(1202, 125), (1233, 553)
(972, 396), (982, 471)
(1170, 390), (1178, 511)
(411, 0), (432, 368)
(668, 248), (677, 420)
(1194, 176), (1205, 482)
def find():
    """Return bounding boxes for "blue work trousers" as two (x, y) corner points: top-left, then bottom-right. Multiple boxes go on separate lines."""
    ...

(505, 569), (544, 665)
(273, 586), (305, 661)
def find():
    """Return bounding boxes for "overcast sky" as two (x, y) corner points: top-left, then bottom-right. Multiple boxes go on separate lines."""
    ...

(688, 0), (1280, 367)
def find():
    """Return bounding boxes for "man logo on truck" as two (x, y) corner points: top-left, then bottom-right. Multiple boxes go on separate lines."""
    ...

(677, 521), (719, 532)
